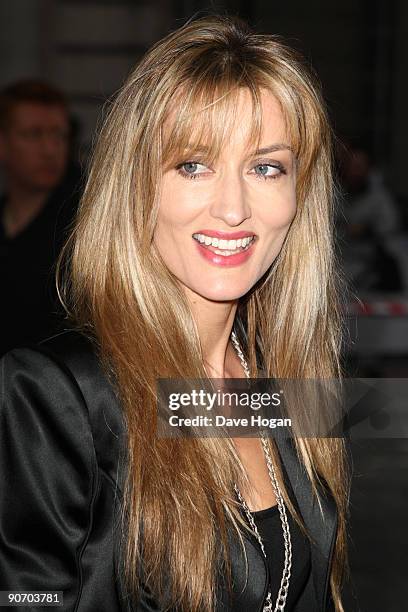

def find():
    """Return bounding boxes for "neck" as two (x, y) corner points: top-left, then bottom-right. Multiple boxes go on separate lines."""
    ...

(184, 286), (242, 378)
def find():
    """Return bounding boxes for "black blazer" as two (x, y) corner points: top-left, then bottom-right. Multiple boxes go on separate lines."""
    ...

(0, 330), (337, 611)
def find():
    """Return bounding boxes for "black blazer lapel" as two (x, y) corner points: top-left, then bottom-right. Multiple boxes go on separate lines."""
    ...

(274, 433), (338, 611)
(220, 431), (338, 612)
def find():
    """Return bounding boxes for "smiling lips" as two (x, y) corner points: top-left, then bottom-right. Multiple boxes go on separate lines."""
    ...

(192, 230), (256, 266)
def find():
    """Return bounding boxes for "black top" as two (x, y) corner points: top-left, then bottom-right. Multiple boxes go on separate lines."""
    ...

(247, 454), (313, 612)
(0, 173), (81, 356)
(252, 504), (312, 611)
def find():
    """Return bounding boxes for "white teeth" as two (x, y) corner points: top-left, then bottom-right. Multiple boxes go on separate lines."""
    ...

(192, 233), (255, 252)
(214, 249), (240, 256)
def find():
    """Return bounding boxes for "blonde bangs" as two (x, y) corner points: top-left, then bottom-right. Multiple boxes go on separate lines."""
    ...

(162, 80), (264, 169)
(160, 65), (325, 211)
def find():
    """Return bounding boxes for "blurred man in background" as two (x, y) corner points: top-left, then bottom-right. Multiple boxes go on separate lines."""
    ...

(0, 80), (81, 355)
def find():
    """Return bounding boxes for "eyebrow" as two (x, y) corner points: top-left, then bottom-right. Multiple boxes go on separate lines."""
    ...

(252, 144), (293, 155)
(178, 143), (293, 156)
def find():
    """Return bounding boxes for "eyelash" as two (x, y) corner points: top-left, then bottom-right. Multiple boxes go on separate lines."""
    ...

(176, 160), (287, 181)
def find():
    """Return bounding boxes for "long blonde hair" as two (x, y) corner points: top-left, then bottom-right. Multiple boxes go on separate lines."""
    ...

(57, 15), (349, 612)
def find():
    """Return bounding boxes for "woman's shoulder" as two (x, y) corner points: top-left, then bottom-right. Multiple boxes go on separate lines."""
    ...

(0, 331), (126, 608)
(1, 328), (117, 411)
(1, 328), (126, 481)
(31, 327), (101, 379)
(1, 330), (95, 430)
(0, 330), (98, 455)
(1, 328), (98, 380)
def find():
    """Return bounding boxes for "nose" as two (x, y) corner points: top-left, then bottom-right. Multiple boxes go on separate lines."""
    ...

(209, 169), (251, 227)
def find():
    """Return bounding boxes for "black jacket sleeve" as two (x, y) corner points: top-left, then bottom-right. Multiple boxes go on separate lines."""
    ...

(0, 347), (98, 610)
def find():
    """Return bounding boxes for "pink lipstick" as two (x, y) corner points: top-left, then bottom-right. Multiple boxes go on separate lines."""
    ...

(192, 230), (256, 267)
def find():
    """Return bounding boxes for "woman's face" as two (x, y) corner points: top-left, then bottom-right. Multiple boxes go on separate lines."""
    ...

(154, 89), (297, 302)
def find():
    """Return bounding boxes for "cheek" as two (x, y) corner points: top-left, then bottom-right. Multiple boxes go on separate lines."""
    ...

(261, 190), (297, 233)
(16, 144), (39, 166)
(155, 187), (184, 239)
(12, 151), (35, 174)
(154, 181), (196, 257)
(255, 190), (296, 275)
(7, 141), (25, 161)
(155, 176), (209, 237)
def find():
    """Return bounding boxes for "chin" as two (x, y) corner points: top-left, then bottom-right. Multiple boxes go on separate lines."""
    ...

(190, 282), (253, 303)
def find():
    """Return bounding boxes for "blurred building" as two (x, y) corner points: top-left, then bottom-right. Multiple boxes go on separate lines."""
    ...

(0, 0), (407, 207)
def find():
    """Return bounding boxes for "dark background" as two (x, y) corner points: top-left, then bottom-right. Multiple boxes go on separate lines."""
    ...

(1, 2), (407, 611)
(1, 0), (407, 198)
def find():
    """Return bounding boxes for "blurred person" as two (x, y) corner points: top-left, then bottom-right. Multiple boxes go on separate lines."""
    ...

(0, 80), (81, 355)
(337, 142), (403, 292)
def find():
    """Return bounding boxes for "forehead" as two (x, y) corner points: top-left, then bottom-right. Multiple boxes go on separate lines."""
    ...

(9, 103), (68, 129)
(162, 87), (292, 162)
(230, 89), (288, 150)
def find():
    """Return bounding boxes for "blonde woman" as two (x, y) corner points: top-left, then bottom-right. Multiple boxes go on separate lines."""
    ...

(0, 15), (349, 612)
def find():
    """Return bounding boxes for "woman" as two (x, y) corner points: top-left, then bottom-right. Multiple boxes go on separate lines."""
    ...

(0, 15), (349, 612)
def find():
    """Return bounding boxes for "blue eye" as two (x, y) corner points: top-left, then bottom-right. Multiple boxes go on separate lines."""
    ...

(177, 161), (208, 179)
(183, 162), (199, 173)
(256, 164), (272, 175)
(253, 163), (283, 179)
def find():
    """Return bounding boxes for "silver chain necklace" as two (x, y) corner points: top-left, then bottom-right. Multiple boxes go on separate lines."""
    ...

(230, 331), (292, 612)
